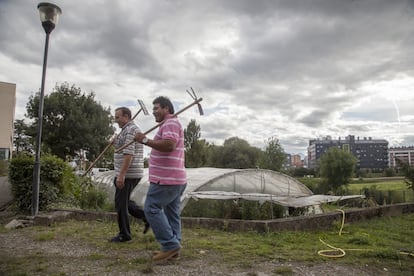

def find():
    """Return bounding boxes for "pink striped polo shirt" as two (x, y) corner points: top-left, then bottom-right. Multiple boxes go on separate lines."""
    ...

(148, 114), (186, 185)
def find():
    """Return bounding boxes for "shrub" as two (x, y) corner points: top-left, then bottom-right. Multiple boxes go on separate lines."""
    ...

(182, 198), (286, 220)
(79, 187), (107, 210)
(77, 178), (108, 210)
(47, 172), (109, 211)
(8, 154), (74, 213)
(0, 160), (8, 176)
(383, 168), (396, 177)
(8, 153), (110, 213)
(355, 169), (368, 178)
(297, 177), (321, 193)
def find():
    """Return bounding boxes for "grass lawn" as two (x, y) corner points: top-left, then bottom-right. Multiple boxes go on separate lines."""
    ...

(1, 212), (413, 275)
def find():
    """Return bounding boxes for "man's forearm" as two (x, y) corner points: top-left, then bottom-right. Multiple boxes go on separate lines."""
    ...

(146, 138), (176, 152)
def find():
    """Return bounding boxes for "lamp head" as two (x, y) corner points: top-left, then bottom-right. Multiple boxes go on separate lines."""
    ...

(37, 2), (62, 34)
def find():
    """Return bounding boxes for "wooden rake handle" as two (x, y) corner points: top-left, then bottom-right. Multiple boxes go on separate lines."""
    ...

(82, 140), (114, 177)
(115, 97), (203, 153)
(82, 103), (149, 177)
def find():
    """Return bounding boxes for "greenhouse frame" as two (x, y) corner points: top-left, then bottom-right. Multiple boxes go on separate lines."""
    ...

(93, 167), (362, 212)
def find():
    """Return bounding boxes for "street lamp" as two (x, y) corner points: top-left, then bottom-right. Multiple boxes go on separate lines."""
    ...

(32, 2), (62, 216)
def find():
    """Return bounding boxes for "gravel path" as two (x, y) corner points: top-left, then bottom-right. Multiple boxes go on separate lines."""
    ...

(0, 211), (398, 275)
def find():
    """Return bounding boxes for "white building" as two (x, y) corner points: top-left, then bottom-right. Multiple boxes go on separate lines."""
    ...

(0, 82), (16, 160)
(389, 146), (414, 168)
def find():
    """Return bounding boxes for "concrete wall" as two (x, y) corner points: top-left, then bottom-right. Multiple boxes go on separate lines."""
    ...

(35, 202), (414, 232)
(181, 202), (414, 233)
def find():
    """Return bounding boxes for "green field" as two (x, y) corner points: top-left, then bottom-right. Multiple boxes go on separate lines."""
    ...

(349, 180), (408, 192)
(348, 178), (413, 202)
(299, 176), (414, 202)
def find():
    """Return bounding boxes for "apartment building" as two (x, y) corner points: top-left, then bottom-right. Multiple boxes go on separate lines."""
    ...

(389, 146), (414, 168)
(307, 135), (388, 171)
(0, 82), (16, 160)
(283, 153), (292, 170)
(291, 154), (303, 168)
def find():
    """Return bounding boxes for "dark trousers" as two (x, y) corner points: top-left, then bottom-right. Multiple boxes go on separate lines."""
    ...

(114, 177), (145, 239)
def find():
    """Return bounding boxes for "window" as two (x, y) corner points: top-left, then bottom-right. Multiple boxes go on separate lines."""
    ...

(0, 148), (10, 160)
(342, 144), (350, 152)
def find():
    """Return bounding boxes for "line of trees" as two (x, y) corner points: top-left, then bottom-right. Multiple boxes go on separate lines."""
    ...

(14, 83), (289, 172)
(15, 82), (413, 196)
(184, 119), (287, 170)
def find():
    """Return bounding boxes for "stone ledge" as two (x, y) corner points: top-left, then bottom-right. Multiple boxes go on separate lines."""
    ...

(28, 202), (414, 232)
(181, 202), (414, 233)
(33, 209), (117, 226)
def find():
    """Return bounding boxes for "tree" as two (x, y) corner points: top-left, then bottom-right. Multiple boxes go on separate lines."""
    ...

(218, 137), (262, 169)
(13, 119), (33, 155)
(288, 167), (312, 177)
(184, 119), (209, 167)
(396, 159), (414, 192)
(25, 83), (114, 162)
(319, 147), (357, 194)
(259, 136), (286, 171)
(206, 144), (224, 167)
(184, 119), (201, 149)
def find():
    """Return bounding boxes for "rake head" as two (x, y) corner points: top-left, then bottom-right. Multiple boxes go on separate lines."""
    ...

(186, 87), (204, 115)
(138, 99), (149, 115)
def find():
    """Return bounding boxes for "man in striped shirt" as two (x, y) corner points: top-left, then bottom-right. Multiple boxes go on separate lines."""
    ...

(135, 96), (187, 264)
(110, 107), (149, 243)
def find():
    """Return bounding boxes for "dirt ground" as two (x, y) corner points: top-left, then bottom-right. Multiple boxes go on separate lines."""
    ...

(0, 211), (403, 276)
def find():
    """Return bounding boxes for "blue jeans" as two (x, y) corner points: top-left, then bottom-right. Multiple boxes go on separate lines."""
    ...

(144, 182), (186, 251)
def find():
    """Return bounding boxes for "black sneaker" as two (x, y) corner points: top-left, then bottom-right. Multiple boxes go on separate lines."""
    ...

(109, 235), (131, 243)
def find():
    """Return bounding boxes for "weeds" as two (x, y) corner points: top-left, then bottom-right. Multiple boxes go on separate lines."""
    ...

(0, 214), (413, 275)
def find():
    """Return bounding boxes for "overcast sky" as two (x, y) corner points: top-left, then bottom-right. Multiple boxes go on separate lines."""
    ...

(1, 0), (414, 157)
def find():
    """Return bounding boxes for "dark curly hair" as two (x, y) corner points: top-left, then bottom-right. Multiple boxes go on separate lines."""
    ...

(153, 96), (175, 114)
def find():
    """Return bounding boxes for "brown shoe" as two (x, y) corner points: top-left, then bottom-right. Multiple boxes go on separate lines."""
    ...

(152, 250), (180, 260)
(152, 248), (180, 264)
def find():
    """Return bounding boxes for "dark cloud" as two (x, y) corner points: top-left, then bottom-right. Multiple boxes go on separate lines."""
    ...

(297, 109), (332, 128)
(1, 0), (414, 154)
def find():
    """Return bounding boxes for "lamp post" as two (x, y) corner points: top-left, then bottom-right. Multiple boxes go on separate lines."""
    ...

(32, 2), (62, 216)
